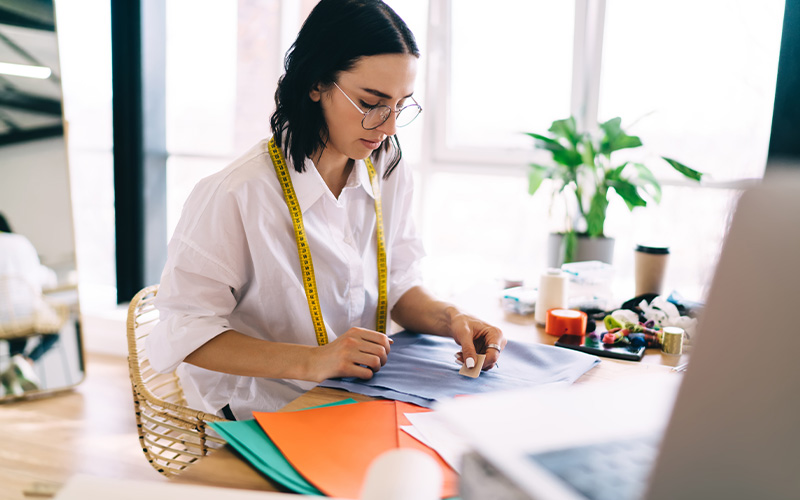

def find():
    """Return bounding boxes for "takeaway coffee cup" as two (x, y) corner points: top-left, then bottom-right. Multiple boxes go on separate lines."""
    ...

(634, 244), (670, 296)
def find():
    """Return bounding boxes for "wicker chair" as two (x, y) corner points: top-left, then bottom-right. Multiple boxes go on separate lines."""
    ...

(0, 275), (68, 340)
(126, 285), (228, 477)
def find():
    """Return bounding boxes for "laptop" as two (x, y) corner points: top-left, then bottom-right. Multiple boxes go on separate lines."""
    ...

(435, 174), (800, 500)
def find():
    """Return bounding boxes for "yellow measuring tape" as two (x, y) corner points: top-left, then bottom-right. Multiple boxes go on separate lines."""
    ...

(268, 137), (388, 345)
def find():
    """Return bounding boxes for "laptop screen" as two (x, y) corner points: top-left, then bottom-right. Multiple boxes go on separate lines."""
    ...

(645, 174), (800, 500)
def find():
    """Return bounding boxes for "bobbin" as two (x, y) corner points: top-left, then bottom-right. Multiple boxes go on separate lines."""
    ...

(545, 308), (588, 337)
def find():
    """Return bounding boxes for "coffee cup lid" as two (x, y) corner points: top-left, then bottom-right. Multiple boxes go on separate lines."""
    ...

(635, 244), (670, 254)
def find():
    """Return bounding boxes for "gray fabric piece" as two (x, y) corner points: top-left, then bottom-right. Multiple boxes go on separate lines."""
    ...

(327, 384), (435, 408)
(319, 331), (599, 408)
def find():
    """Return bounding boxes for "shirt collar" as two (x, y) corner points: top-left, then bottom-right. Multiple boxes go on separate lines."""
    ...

(288, 157), (326, 213)
(352, 158), (377, 200)
(288, 157), (376, 213)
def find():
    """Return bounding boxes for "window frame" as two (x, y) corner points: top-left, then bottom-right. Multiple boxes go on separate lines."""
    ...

(422, 0), (774, 191)
(424, 0), (603, 170)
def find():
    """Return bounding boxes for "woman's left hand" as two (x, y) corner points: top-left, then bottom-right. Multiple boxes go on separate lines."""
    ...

(448, 309), (506, 370)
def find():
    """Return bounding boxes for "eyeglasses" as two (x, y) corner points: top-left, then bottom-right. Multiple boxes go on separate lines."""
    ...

(333, 81), (422, 130)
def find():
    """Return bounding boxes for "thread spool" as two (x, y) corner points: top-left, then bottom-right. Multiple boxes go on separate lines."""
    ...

(535, 268), (569, 326)
(545, 309), (588, 337)
(661, 326), (684, 355)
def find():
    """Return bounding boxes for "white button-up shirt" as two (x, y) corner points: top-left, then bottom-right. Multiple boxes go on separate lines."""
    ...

(147, 138), (424, 418)
(0, 232), (58, 322)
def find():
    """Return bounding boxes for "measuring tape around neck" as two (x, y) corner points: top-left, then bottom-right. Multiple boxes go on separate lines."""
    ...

(268, 137), (388, 345)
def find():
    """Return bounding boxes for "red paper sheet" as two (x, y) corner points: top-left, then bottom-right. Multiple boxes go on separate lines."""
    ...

(254, 400), (458, 499)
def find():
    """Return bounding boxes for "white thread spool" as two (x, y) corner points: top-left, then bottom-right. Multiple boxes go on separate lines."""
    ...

(360, 449), (442, 500)
(535, 268), (569, 326)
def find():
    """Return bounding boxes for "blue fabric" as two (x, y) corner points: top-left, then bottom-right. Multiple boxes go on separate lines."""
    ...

(320, 331), (599, 408)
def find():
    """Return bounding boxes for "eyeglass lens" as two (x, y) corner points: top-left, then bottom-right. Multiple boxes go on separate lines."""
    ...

(362, 104), (421, 130)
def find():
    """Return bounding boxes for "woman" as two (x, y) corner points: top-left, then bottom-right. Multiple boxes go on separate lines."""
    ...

(147, 0), (505, 419)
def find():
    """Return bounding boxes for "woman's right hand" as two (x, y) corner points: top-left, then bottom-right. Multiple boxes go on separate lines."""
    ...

(309, 327), (392, 382)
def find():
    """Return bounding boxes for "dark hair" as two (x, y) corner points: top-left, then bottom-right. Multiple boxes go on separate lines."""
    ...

(0, 212), (11, 233)
(270, 0), (419, 178)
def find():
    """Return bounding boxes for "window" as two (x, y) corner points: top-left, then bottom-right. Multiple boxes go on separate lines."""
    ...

(425, 1), (574, 164)
(57, 0), (787, 311)
(596, 0), (784, 299)
(447, 1), (574, 152)
(56, 0), (116, 309)
(599, 0), (784, 182)
(418, 0), (785, 302)
(164, 0), (240, 236)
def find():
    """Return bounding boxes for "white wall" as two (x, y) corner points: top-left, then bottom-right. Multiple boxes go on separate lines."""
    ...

(0, 136), (76, 270)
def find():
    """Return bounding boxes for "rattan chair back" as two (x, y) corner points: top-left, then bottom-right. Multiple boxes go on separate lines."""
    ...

(126, 285), (227, 477)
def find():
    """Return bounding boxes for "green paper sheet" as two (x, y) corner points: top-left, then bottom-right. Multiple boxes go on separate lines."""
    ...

(209, 398), (357, 495)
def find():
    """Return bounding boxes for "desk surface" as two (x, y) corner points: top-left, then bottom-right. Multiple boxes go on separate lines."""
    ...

(176, 289), (687, 492)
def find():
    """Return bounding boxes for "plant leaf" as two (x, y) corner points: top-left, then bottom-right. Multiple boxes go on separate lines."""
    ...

(549, 117), (580, 146)
(609, 179), (648, 211)
(662, 157), (704, 181)
(600, 116), (623, 136)
(605, 162), (629, 182)
(525, 132), (565, 153)
(631, 163), (662, 203)
(552, 148), (583, 168)
(599, 117), (643, 155)
(586, 191), (608, 237)
(580, 136), (597, 168)
(528, 164), (549, 196)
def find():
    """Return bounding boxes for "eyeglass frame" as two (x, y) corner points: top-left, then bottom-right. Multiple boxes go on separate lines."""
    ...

(332, 81), (422, 131)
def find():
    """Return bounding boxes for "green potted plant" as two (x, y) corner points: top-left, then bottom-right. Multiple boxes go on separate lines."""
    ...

(527, 116), (704, 265)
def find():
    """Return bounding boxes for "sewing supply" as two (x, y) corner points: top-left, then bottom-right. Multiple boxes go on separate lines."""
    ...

(502, 286), (537, 315)
(459, 354), (486, 378)
(535, 268), (569, 326)
(545, 309), (587, 337)
(269, 137), (388, 344)
(628, 333), (647, 348)
(503, 277), (524, 289)
(602, 332), (618, 344)
(661, 326), (684, 355)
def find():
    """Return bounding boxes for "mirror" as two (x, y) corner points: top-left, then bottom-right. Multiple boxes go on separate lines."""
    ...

(0, 0), (84, 401)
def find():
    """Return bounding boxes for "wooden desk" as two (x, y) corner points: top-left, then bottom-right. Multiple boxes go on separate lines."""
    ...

(177, 288), (688, 492)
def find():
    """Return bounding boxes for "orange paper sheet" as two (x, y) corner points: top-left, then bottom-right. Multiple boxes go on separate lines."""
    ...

(254, 400), (457, 499)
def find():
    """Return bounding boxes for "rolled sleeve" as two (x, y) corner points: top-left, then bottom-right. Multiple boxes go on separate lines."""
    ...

(388, 239), (424, 311)
(147, 235), (243, 373)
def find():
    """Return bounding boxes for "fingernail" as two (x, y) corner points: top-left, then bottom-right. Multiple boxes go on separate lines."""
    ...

(465, 357), (475, 369)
